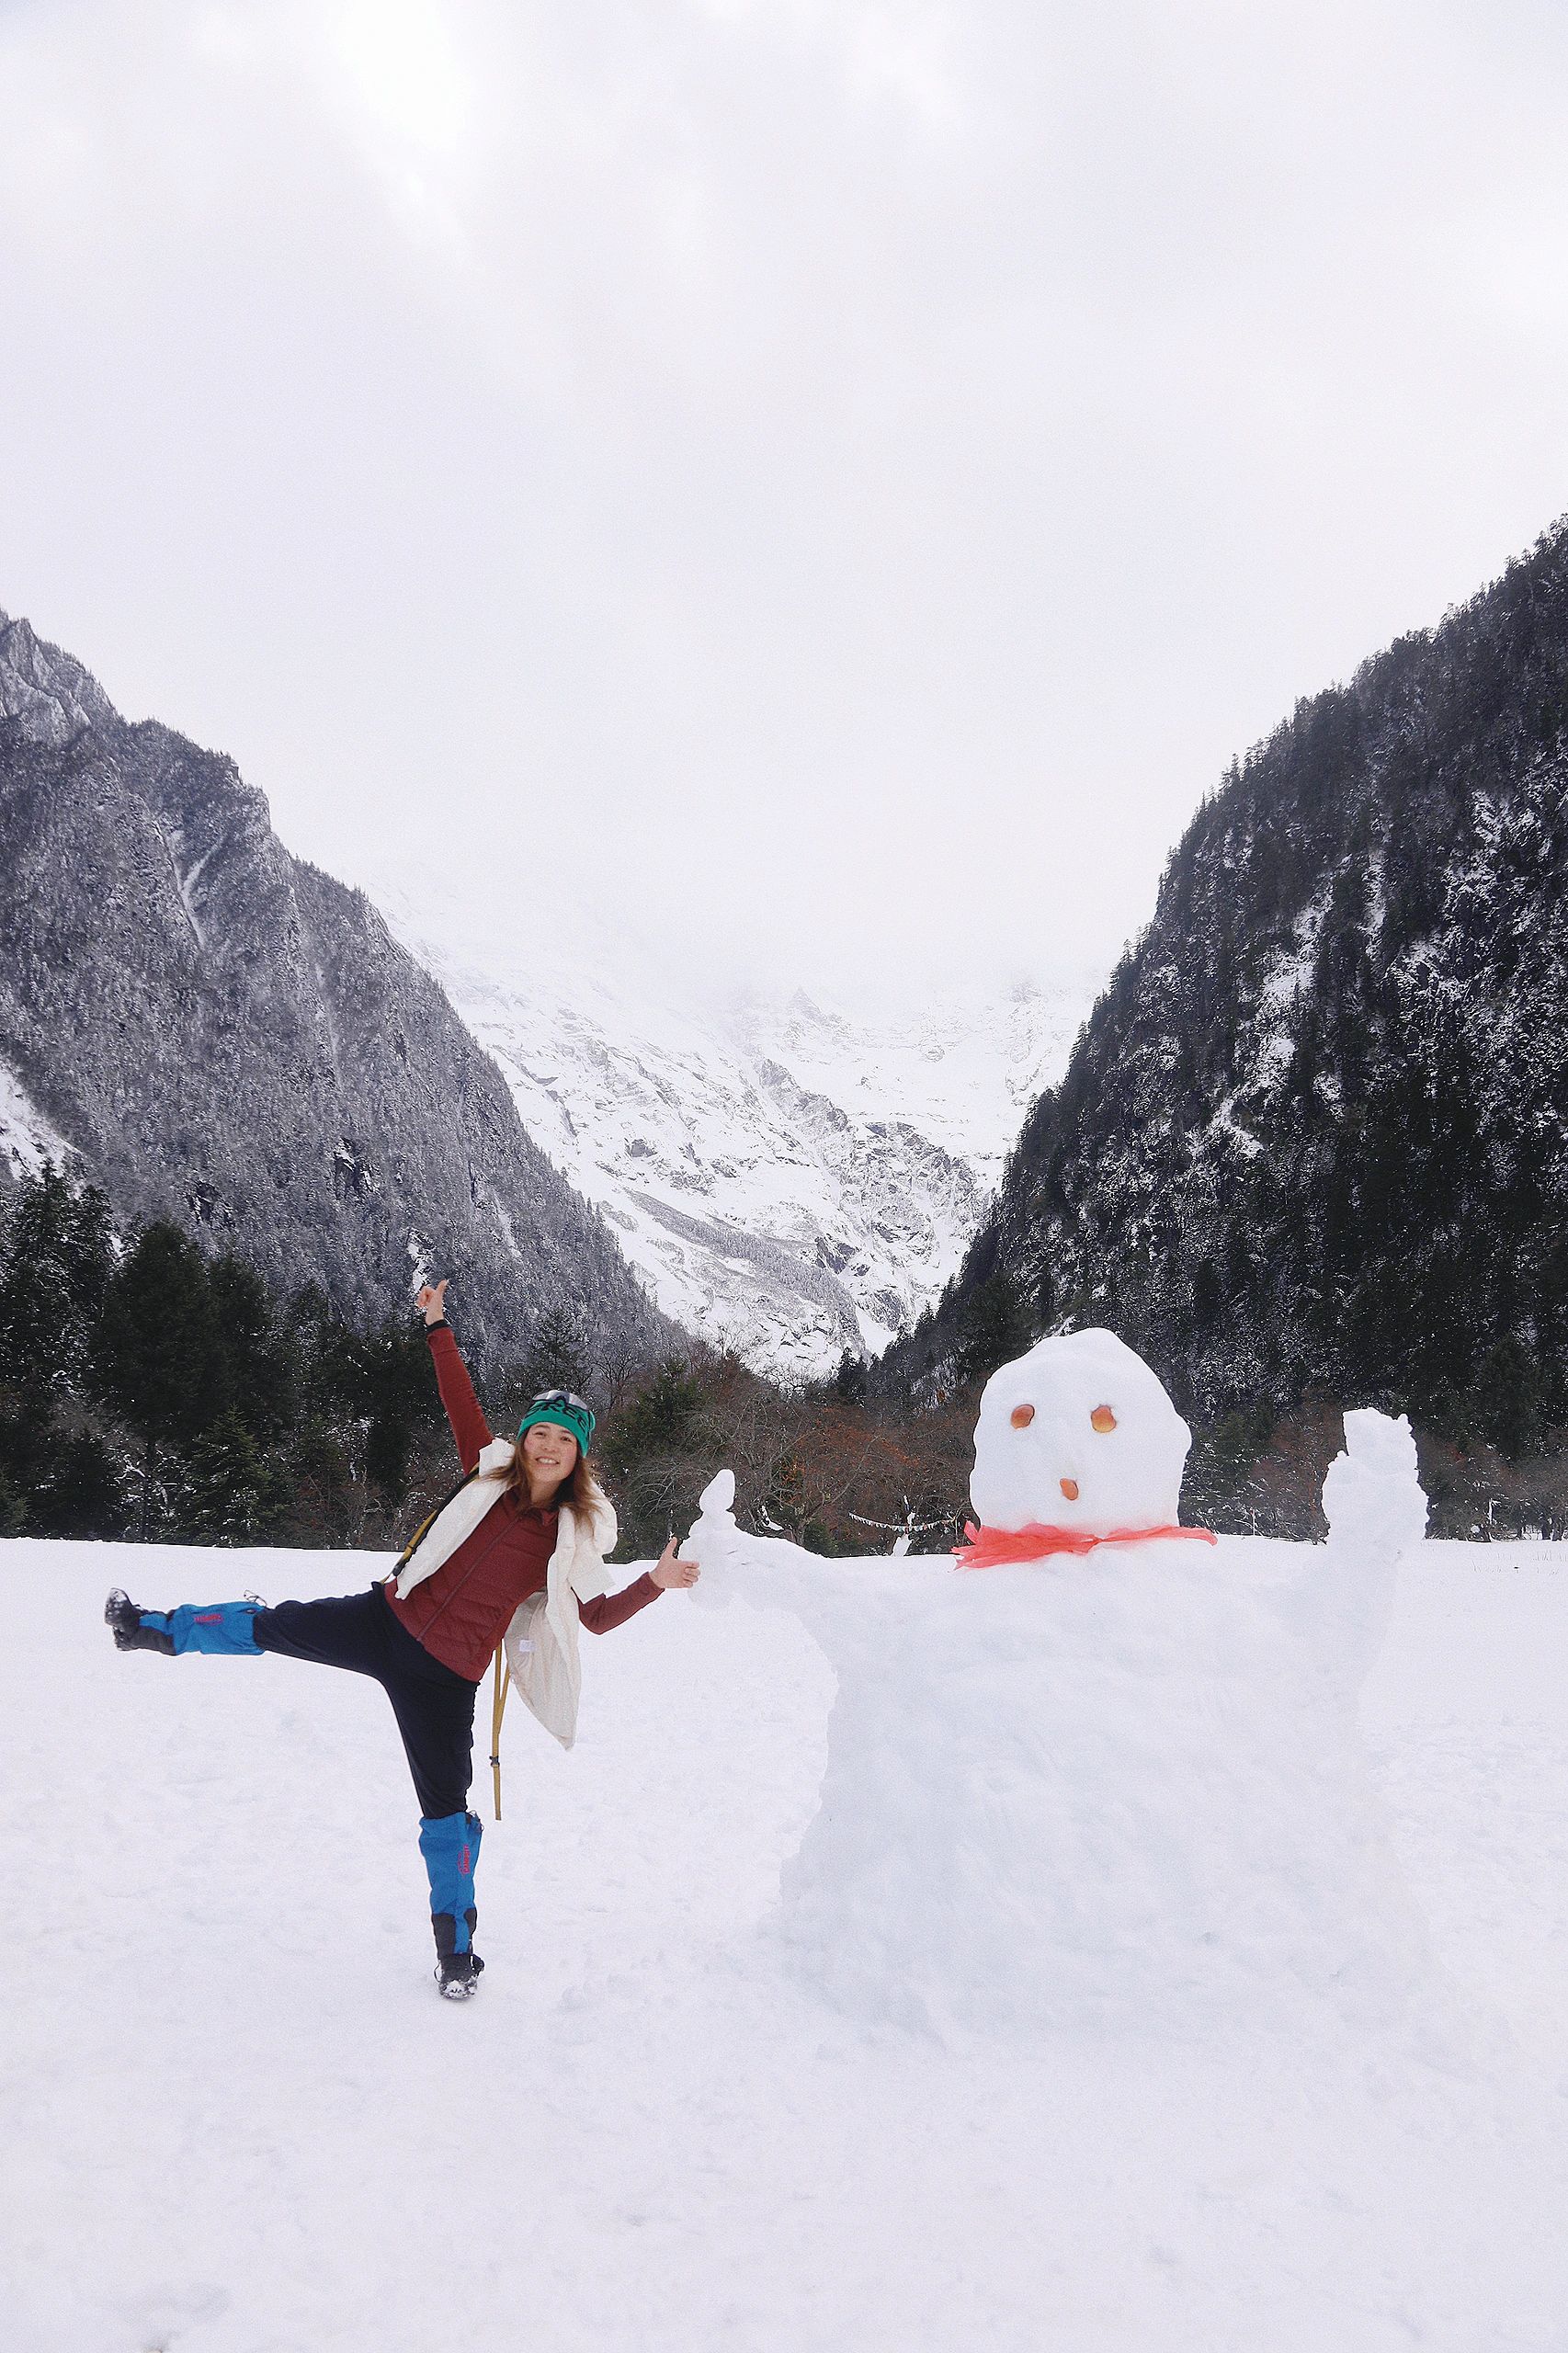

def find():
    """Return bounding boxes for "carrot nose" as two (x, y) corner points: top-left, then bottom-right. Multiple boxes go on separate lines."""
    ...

(1060, 1477), (1079, 1502)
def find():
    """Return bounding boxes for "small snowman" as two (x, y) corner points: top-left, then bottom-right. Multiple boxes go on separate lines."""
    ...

(684, 1468), (743, 1610)
(962, 1327), (1212, 1560)
(1322, 1407), (1429, 1563)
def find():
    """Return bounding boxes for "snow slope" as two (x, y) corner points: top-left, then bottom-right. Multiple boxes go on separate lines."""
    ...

(373, 881), (1095, 1375)
(6, 1533), (1568, 2351)
(0, 1055), (74, 1185)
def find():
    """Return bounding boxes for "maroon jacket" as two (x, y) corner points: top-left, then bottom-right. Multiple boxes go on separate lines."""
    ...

(385, 1324), (661, 1683)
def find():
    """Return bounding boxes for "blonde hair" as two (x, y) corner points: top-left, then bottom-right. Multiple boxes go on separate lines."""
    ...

(491, 1436), (609, 1525)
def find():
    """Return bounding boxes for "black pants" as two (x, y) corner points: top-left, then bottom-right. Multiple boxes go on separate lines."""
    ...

(253, 1586), (479, 1819)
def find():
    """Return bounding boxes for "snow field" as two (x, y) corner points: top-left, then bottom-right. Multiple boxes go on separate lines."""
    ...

(5, 1536), (1568, 2350)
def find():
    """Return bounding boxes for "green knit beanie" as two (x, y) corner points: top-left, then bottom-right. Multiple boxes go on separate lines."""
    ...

(516, 1388), (595, 1457)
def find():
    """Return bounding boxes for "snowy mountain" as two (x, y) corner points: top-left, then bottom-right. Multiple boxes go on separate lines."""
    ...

(892, 520), (1568, 1446)
(373, 881), (1096, 1377)
(0, 597), (1093, 1385)
(0, 609), (673, 1373)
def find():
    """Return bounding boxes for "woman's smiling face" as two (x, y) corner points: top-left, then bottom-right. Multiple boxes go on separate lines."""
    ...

(521, 1421), (578, 1495)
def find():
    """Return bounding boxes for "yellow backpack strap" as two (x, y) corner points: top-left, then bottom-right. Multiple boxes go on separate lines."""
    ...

(488, 1643), (511, 1822)
(395, 1465), (481, 1569)
(396, 1502), (442, 1569)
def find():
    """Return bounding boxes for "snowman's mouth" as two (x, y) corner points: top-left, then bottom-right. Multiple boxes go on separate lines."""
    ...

(1059, 1478), (1079, 1501)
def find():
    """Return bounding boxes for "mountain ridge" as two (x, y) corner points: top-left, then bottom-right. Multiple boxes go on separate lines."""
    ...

(884, 518), (1568, 1461)
(0, 607), (673, 1376)
(374, 876), (1096, 1377)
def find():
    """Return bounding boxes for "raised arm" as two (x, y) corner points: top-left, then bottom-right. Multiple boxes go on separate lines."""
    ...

(417, 1281), (494, 1474)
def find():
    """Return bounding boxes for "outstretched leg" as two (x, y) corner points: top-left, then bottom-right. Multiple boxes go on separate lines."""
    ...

(250, 1588), (393, 1676)
(106, 1589), (262, 1655)
(108, 1585), (392, 1671)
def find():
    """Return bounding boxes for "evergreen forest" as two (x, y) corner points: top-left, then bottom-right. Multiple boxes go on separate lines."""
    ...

(0, 1163), (975, 1561)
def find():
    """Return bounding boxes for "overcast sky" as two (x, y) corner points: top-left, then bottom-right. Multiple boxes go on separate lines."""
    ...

(3, 0), (1567, 994)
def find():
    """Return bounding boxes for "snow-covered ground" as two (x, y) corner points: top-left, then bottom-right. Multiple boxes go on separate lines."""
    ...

(6, 1533), (1568, 2351)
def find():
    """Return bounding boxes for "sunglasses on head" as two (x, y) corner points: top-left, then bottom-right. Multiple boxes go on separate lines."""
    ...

(531, 1388), (591, 1416)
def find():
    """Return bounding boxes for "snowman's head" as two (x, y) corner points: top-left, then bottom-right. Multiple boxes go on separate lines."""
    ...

(970, 1329), (1191, 1536)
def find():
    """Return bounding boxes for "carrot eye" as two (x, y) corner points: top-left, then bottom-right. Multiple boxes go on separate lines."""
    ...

(1090, 1404), (1117, 1433)
(1010, 1403), (1035, 1429)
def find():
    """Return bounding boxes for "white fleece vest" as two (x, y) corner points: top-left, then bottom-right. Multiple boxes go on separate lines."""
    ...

(390, 1444), (615, 1750)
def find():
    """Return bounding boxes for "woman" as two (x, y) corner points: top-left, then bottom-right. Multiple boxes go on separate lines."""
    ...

(105, 1279), (700, 1999)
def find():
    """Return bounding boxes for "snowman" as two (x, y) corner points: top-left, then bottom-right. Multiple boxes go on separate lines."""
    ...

(681, 1336), (1437, 2044)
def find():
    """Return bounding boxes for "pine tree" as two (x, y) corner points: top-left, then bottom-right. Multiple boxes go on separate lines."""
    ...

(180, 1410), (286, 1544)
(599, 1359), (708, 1554)
(955, 1272), (1032, 1385)
(358, 1317), (438, 1506)
(208, 1254), (294, 1438)
(88, 1222), (220, 1537)
(1471, 1336), (1547, 1462)
(0, 1397), (51, 1529)
(0, 1162), (114, 1392)
(30, 1426), (127, 1540)
(605, 1361), (704, 1471)
(514, 1303), (590, 1404)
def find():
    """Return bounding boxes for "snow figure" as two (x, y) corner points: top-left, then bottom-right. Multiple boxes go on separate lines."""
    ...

(686, 1370), (1438, 2047)
(1323, 1406), (1429, 1562)
(962, 1327), (1206, 1558)
(1280, 1406), (1428, 1714)
(684, 1469), (744, 1612)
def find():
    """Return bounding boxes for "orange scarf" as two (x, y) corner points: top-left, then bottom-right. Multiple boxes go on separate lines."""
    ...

(954, 1520), (1217, 1569)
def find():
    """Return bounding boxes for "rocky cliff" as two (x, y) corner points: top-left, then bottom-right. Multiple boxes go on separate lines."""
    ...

(0, 609), (672, 1373)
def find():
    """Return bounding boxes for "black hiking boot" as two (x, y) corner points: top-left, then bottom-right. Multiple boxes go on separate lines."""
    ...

(105, 1588), (175, 1655)
(436, 1949), (484, 2001)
